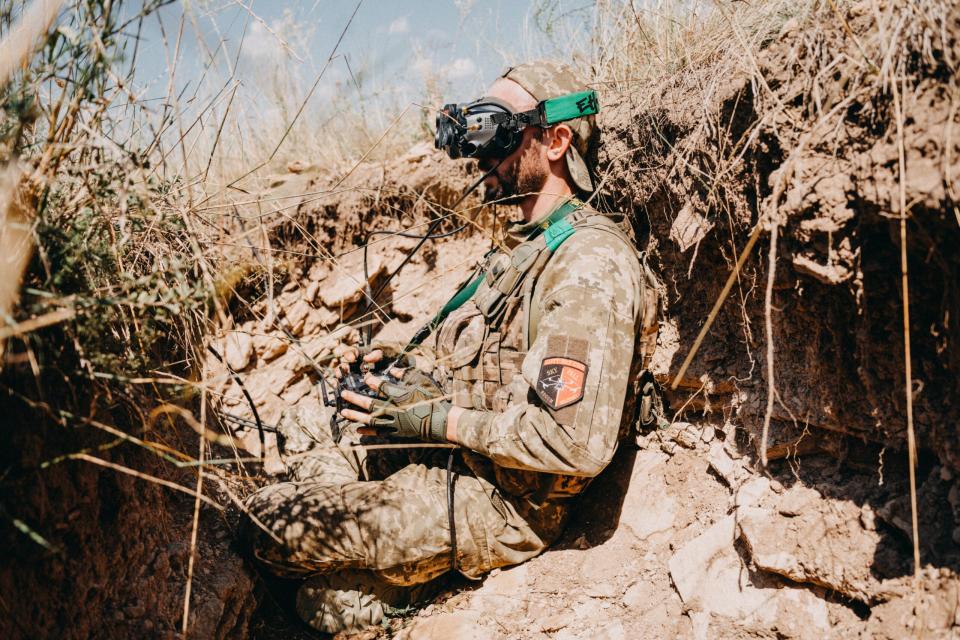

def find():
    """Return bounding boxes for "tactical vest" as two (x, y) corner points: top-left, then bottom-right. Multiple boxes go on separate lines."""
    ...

(432, 202), (660, 507)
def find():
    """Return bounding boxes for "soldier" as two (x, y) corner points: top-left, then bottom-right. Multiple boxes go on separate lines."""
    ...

(242, 60), (657, 634)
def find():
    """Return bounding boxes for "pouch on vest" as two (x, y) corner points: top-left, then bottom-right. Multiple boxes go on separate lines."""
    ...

(636, 254), (668, 431)
(475, 243), (542, 321)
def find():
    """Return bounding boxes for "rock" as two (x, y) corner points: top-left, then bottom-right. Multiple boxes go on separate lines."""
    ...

(585, 582), (618, 599)
(401, 141), (433, 164)
(286, 159), (314, 174)
(777, 485), (821, 516)
(304, 280), (320, 304)
(618, 451), (677, 541)
(319, 253), (387, 310)
(707, 441), (741, 487)
(877, 497), (914, 540)
(282, 299), (312, 336)
(539, 610), (574, 632)
(670, 516), (756, 618)
(262, 432), (286, 476)
(280, 376), (313, 405)
(860, 504), (877, 531)
(571, 598), (606, 624)
(595, 620), (626, 640)
(235, 428), (263, 457)
(466, 564), (529, 618)
(738, 504), (886, 603)
(224, 330), (254, 371)
(621, 580), (653, 609)
(670, 203), (714, 253)
(700, 425), (716, 443)
(276, 404), (334, 454)
(734, 476), (770, 508)
(294, 333), (338, 370)
(302, 307), (339, 336)
(395, 611), (493, 640)
(243, 358), (300, 406)
(660, 440), (677, 455)
(253, 332), (288, 362)
(674, 428), (699, 449)
(669, 515), (830, 636)
(861, 574), (960, 640)
(580, 540), (636, 581)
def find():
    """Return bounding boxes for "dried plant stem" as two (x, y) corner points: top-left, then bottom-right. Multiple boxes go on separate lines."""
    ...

(201, 0), (364, 204)
(670, 222), (763, 391)
(760, 222), (780, 467)
(70, 453), (222, 511)
(0, 0), (66, 86)
(0, 307), (75, 341)
(181, 390), (207, 636)
(0, 169), (37, 355)
(891, 60), (921, 583)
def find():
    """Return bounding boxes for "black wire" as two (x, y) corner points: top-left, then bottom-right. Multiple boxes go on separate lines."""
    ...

(361, 159), (503, 343)
(207, 345), (266, 461)
(221, 411), (279, 433)
(446, 449), (459, 573)
(366, 223), (469, 241)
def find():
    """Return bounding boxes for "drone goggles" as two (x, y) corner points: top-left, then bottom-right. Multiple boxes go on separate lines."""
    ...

(434, 90), (599, 160)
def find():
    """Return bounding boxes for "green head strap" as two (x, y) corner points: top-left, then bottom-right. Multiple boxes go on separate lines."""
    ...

(540, 90), (600, 125)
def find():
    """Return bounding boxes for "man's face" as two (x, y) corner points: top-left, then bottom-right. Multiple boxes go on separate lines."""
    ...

(476, 78), (550, 206)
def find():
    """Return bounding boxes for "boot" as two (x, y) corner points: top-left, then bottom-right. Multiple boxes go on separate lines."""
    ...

(296, 570), (443, 634)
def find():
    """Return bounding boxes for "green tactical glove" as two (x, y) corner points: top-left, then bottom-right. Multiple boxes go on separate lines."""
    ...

(369, 371), (450, 442)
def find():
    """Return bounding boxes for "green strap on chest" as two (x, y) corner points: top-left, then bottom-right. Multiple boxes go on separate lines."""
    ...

(407, 270), (484, 348)
(405, 200), (583, 349)
(440, 272), (485, 321)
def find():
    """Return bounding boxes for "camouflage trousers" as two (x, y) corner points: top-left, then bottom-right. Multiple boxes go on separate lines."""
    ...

(242, 406), (569, 587)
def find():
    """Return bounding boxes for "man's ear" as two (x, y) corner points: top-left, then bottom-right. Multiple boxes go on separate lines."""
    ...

(544, 124), (573, 162)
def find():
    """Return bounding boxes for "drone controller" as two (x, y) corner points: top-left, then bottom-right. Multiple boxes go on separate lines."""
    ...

(320, 356), (399, 440)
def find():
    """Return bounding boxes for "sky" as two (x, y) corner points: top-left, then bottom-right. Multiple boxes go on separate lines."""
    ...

(127, 0), (553, 109)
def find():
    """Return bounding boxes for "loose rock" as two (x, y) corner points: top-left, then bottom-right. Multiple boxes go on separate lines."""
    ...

(224, 330), (254, 371)
(738, 504), (887, 603)
(777, 485), (821, 516)
(669, 515), (830, 636)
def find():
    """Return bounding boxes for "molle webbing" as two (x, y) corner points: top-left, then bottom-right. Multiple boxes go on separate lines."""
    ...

(406, 201), (585, 350)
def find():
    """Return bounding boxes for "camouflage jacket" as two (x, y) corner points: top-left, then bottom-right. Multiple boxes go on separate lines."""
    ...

(430, 199), (649, 506)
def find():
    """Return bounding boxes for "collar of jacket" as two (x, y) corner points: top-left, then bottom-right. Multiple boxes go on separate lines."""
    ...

(509, 197), (584, 241)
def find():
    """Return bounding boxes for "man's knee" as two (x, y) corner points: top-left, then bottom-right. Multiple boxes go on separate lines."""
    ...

(240, 482), (314, 576)
(241, 479), (379, 577)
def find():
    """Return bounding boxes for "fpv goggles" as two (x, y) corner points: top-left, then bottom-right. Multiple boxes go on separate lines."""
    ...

(434, 90), (599, 160)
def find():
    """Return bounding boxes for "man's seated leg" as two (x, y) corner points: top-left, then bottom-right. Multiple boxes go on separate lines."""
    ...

(243, 460), (567, 631)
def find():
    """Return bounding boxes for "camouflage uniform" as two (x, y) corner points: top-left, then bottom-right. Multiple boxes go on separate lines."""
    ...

(242, 61), (654, 633)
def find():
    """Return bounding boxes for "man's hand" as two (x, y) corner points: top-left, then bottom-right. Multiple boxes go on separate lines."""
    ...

(341, 369), (451, 442)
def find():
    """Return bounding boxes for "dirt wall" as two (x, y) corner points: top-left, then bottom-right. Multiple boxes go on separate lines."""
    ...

(597, 0), (960, 469)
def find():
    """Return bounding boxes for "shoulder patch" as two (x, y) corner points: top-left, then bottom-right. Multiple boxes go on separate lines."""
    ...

(536, 356), (588, 410)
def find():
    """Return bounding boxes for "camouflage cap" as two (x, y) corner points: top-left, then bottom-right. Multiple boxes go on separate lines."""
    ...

(501, 60), (596, 193)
